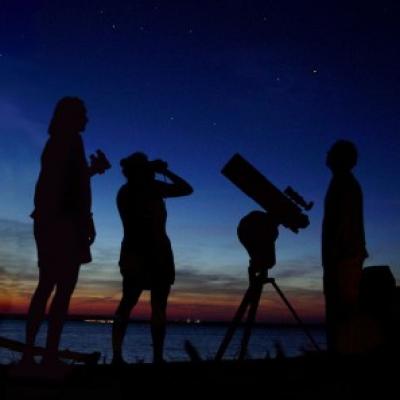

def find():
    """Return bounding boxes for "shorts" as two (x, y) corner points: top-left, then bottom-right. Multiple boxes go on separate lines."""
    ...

(34, 218), (91, 269)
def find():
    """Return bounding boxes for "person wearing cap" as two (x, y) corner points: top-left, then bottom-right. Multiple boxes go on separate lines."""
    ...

(112, 152), (193, 364)
(322, 140), (368, 353)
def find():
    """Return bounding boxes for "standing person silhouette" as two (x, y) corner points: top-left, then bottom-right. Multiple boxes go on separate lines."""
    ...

(21, 97), (110, 366)
(322, 140), (368, 353)
(112, 152), (193, 364)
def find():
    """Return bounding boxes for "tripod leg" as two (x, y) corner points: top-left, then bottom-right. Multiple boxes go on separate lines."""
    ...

(215, 287), (253, 361)
(238, 282), (263, 361)
(271, 281), (321, 351)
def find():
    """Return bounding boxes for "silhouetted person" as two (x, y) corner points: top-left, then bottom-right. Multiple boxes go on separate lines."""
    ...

(112, 152), (193, 364)
(322, 140), (368, 353)
(21, 97), (110, 366)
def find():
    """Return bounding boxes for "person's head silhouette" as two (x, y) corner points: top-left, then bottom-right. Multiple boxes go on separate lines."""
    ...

(326, 140), (358, 174)
(120, 152), (155, 183)
(48, 97), (88, 136)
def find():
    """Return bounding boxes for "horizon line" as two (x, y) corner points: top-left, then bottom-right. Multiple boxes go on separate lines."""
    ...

(0, 313), (324, 326)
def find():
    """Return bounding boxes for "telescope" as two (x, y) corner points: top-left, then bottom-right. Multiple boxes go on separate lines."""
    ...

(221, 153), (313, 233)
(215, 154), (320, 361)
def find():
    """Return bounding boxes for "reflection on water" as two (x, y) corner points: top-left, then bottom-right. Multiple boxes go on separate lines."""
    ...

(0, 319), (326, 364)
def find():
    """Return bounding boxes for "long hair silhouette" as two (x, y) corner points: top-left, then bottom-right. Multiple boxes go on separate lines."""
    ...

(21, 97), (105, 367)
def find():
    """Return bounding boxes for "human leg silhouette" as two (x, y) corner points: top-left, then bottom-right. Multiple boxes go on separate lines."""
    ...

(112, 285), (142, 364)
(21, 269), (56, 364)
(150, 286), (170, 363)
(43, 264), (80, 364)
(324, 260), (363, 353)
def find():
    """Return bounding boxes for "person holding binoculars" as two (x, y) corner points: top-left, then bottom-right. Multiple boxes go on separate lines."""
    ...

(22, 97), (110, 367)
(112, 152), (193, 364)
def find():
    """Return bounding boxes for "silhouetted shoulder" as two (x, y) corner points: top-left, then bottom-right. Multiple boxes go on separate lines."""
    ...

(332, 172), (361, 191)
(117, 183), (129, 200)
(325, 173), (363, 214)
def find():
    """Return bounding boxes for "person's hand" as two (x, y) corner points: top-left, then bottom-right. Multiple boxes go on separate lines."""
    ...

(88, 216), (96, 245)
(152, 159), (168, 173)
(89, 149), (111, 176)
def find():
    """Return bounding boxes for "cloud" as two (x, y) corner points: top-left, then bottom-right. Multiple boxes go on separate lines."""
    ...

(174, 268), (245, 296)
(0, 219), (39, 311)
(0, 218), (324, 320)
(0, 218), (36, 269)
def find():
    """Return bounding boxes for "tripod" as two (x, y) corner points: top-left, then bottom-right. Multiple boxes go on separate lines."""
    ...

(215, 271), (321, 361)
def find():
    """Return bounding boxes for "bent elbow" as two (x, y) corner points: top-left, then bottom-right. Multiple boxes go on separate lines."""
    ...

(182, 183), (193, 196)
(185, 185), (194, 196)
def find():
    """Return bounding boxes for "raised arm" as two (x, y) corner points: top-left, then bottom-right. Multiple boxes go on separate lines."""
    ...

(163, 168), (193, 197)
(153, 160), (193, 198)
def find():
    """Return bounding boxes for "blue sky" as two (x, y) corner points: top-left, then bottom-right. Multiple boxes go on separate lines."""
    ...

(0, 0), (399, 321)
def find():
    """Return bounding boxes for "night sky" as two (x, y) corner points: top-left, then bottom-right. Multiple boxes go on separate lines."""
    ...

(1, 0), (399, 322)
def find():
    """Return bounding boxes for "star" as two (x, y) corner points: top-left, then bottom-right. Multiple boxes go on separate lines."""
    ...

(170, 116), (175, 121)
(112, 24), (117, 30)
(312, 69), (318, 74)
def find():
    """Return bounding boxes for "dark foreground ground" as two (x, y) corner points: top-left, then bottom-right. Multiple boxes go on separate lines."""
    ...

(0, 353), (397, 400)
